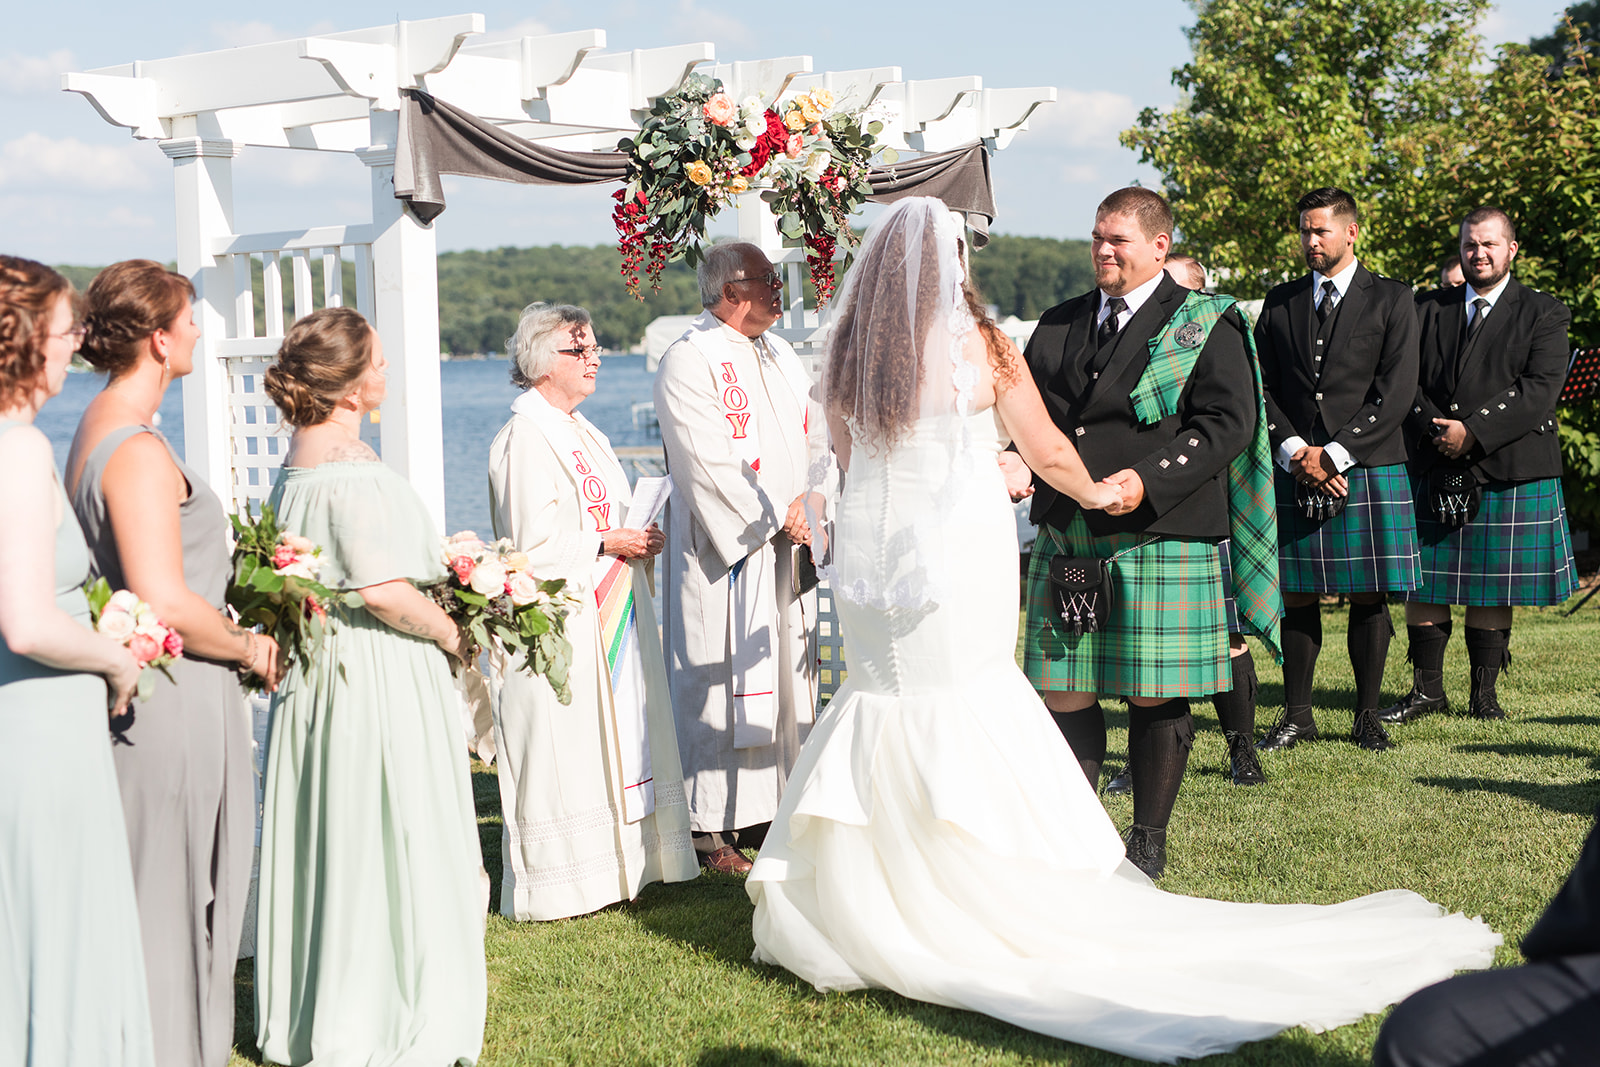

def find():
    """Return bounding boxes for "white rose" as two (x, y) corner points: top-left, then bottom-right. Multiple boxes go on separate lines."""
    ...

(97, 608), (136, 643)
(735, 134), (757, 151)
(740, 98), (766, 139)
(135, 608), (160, 630)
(507, 572), (541, 607)
(281, 533), (316, 553)
(279, 560), (317, 582)
(107, 590), (141, 614)
(469, 560), (508, 598)
(804, 149), (831, 179)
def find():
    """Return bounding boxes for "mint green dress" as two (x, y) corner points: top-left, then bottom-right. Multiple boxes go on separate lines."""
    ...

(0, 419), (154, 1067)
(255, 461), (486, 1066)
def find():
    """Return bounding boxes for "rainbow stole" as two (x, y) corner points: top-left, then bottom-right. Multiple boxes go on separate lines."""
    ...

(592, 554), (635, 688)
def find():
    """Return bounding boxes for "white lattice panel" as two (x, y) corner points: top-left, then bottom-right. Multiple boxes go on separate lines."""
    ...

(228, 358), (287, 515)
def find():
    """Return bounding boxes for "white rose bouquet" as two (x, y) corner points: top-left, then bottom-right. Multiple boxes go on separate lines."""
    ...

(84, 578), (182, 701)
(427, 532), (578, 704)
(228, 503), (361, 688)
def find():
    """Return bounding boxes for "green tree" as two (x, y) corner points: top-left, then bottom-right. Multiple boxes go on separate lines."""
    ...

(1121, 0), (1488, 297)
(1529, 2), (1600, 60)
(968, 235), (1094, 319)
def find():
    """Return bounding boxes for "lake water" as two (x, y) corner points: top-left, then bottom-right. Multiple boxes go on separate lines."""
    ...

(39, 355), (662, 536)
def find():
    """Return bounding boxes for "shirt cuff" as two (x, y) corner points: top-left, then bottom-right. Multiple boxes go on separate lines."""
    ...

(1276, 436), (1308, 471)
(1323, 440), (1356, 472)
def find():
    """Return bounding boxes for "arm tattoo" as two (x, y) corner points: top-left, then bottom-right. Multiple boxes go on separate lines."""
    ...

(391, 613), (435, 639)
(326, 440), (379, 463)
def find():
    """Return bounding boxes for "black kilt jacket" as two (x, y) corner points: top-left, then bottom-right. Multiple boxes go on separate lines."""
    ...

(1022, 272), (1256, 540)
(1407, 278), (1571, 483)
(1255, 264), (1419, 467)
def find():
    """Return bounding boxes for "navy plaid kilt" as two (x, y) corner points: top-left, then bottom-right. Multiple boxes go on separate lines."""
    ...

(1023, 514), (1230, 698)
(1408, 476), (1578, 606)
(1275, 462), (1422, 594)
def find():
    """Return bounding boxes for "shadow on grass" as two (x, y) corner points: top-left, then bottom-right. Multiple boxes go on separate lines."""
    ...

(684, 1047), (811, 1067)
(1453, 741), (1600, 770)
(1416, 775), (1600, 816)
(1520, 714), (1600, 728)
(473, 766), (504, 910)
(233, 960), (263, 1064)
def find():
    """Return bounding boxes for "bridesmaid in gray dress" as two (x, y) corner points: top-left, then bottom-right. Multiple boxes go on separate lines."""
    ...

(0, 256), (152, 1066)
(67, 260), (284, 1067)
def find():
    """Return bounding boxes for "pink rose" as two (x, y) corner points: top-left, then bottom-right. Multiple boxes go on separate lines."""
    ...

(282, 533), (315, 553)
(163, 629), (184, 658)
(449, 555), (476, 585)
(703, 93), (736, 126)
(129, 633), (162, 664)
(97, 607), (136, 643)
(272, 544), (297, 570)
(785, 133), (803, 159)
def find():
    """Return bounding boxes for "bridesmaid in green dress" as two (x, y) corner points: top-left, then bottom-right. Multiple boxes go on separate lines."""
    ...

(255, 307), (487, 1066)
(0, 256), (152, 1066)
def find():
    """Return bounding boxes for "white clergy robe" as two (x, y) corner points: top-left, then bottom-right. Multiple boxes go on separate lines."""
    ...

(654, 313), (827, 834)
(487, 394), (698, 920)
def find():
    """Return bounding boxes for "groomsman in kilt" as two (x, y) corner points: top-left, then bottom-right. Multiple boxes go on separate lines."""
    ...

(1382, 206), (1577, 722)
(1254, 187), (1422, 754)
(1017, 187), (1281, 879)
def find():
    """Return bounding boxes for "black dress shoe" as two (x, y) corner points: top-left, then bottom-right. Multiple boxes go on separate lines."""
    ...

(1103, 766), (1133, 796)
(1256, 714), (1319, 753)
(1377, 688), (1448, 724)
(1224, 731), (1266, 785)
(1469, 694), (1508, 720)
(1351, 709), (1393, 751)
(1124, 824), (1167, 880)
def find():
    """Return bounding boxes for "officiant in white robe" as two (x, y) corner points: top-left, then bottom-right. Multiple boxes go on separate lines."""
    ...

(654, 243), (829, 875)
(488, 303), (697, 920)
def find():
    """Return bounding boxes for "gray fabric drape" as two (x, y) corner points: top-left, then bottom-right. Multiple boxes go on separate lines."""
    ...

(396, 88), (996, 242)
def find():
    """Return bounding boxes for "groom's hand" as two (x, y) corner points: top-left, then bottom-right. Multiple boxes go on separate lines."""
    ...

(1104, 469), (1145, 515)
(997, 451), (1034, 501)
(783, 492), (821, 545)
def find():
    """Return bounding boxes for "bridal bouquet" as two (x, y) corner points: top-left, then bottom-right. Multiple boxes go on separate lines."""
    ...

(84, 579), (181, 701)
(426, 531), (578, 705)
(227, 503), (360, 686)
(614, 73), (894, 303)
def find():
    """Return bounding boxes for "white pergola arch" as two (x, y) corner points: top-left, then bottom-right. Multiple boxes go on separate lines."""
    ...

(65, 13), (1057, 528)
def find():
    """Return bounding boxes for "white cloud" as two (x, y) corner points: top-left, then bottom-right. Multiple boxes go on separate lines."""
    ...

(0, 132), (159, 192)
(0, 49), (77, 95)
(209, 21), (284, 48)
(1028, 89), (1139, 150)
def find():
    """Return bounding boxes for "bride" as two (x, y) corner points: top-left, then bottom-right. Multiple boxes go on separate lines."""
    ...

(746, 197), (1500, 1062)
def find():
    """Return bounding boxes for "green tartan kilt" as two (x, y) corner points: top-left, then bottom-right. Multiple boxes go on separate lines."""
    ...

(1023, 515), (1230, 698)
(1275, 463), (1421, 594)
(1408, 477), (1578, 607)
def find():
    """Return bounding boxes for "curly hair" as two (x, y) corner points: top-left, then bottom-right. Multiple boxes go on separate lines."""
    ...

(79, 260), (194, 376)
(264, 307), (376, 427)
(0, 256), (74, 411)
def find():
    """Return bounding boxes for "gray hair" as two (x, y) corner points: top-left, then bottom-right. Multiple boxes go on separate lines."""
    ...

(698, 242), (763, 309)
(507, 303), (592, 389)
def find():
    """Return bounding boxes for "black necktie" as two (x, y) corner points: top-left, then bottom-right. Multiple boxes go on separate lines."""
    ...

(1317, 280), (1339, 325)
(1097, 297), (1127, 349)
(1466, 297), (1490, 340)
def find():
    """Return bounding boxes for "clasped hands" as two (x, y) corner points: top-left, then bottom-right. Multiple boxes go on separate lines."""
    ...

(1430, 418), (1476, 461)
(997, 452), (1137, 516)
(1290, 445), (1348, 498)
(602, 523), (665, 560)
(782, 492), (826, 551)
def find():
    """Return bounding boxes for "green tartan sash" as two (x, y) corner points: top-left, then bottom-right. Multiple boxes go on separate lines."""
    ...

(1130, 292), (1283, 663)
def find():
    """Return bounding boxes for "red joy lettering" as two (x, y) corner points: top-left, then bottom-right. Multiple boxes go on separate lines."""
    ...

(582, 475), (607, 503)
(572, 450), (593, 476)
(723, 384), (748, 411)
(587, 503), (613, 532)
(720, 362), (738, 384)
(726, 411), (753, 439)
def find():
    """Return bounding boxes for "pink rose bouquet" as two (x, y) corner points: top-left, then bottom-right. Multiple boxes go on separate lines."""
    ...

(425, 532), (578, 703)
(84, 579), (181, 701)
(228, 503), (360, 689)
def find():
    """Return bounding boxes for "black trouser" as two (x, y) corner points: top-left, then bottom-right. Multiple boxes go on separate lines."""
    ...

(692, 823), (770, 859)
(1372, 954), (1600, 1067)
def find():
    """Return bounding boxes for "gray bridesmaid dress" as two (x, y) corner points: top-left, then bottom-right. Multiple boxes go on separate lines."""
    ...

(71, 423), (254, 1067)
(0, 419), (154, 1067)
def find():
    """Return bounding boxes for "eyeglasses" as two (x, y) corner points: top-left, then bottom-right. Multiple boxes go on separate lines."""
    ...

(731, 270), (784, 289)
(558, 345), (605, 361)
(50, 325), (89, 343)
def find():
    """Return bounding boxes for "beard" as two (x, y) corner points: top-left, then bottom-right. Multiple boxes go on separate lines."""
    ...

(1304, 248), (1342, 274)
(1462, 258), (1510, 290)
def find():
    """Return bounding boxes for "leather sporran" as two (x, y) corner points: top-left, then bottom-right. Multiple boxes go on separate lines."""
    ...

(1428, 465), (1481, 528)
(1049, 555), (1113, 637)
(1295, 482), (1348, 522)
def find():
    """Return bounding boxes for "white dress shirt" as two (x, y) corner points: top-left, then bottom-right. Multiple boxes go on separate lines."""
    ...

(1277, 258), (1362, 474)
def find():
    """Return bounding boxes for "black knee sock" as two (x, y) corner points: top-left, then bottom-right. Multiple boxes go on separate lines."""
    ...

(1212, 648), (1258, 739)
(1465, 627), (1511, 712)
(1128, 699), (1194, 832)
(1052, 706), (1107, 789)
(1347, 600), (1395, 712)
(1280, 602), (1322, 726)
(1406, 620), (1452, 700)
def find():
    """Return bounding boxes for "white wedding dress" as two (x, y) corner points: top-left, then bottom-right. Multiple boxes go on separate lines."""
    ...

(747, 404), (1501, 1063)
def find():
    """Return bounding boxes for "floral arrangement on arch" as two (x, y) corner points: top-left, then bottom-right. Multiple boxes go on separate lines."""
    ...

(613, 72), (897, 305)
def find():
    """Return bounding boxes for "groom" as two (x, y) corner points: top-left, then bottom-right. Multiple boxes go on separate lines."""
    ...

(1013, 187), (1276, 879)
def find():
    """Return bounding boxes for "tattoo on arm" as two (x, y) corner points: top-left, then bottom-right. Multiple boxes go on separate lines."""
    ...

(390, 613), (435, 639)
(326, 440), (379, 463)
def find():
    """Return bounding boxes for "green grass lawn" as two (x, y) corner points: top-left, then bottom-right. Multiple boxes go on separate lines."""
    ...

(231, 601), (1600, 1066)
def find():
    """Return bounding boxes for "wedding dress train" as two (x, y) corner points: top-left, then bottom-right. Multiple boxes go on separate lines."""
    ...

(747, 408), (1500, 1063)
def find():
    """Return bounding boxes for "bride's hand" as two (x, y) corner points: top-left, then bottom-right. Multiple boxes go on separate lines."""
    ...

(1077, 479), (1125, 512)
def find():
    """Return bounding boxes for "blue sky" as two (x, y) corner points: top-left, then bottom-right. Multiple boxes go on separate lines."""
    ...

(0, 1), (1572, 265)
